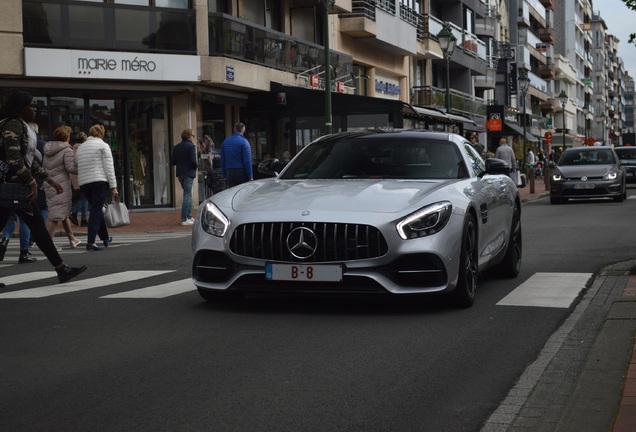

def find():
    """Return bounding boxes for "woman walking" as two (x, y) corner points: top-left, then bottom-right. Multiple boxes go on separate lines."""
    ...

(43, 125), (81, 249)
(69, 131), (89, 227)
(75, 124), (118, 251)
(0, 91), (86, 283)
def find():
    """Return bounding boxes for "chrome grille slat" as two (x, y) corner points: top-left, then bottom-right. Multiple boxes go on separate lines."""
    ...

(230, 222), (388, 262)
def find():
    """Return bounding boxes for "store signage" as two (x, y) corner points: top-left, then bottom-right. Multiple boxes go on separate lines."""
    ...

(336, 81), (345, 93)
(226, 65), (234, 82)
(25, 48), (201, 82)
(487, 113), (502, 132)
(310, 74), (319, 87)
(375, 80), (401, 95)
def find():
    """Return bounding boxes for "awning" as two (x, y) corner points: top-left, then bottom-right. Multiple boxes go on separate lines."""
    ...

(411, 106), (451, 121)
(445, 112), (476, 126)
(504, 121), (539, 143)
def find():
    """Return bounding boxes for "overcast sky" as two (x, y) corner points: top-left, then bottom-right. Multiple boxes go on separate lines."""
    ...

(594, 0), (636, 76)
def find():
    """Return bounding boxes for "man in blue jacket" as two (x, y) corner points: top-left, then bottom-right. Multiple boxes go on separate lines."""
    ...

(172, 128), (197, 225)
(221, 122), (253, 188)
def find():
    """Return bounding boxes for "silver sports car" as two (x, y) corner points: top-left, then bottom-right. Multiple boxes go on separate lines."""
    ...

(192, 130), (522, 307)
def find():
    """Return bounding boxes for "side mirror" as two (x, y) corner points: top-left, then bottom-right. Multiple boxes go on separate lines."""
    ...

(258, 158), (281, 177)
(483, 157), (511, 176)
(548, 161), (557, 169)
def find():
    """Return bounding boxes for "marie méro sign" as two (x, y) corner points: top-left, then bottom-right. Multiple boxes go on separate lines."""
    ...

(25, 48), (201, 82)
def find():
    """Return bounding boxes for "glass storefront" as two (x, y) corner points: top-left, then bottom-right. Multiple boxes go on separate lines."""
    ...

(26, 91), (172, 209)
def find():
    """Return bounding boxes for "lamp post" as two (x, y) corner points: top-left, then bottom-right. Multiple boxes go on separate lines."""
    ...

(518, 69), (531, 191)
(437, 24), (457, 113)
(559, 90), (568, 153)
(323, 1), (335, 134)
(583, 104), (589, 145)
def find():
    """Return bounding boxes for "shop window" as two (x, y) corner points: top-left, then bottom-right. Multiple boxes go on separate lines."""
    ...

(126, 97), (171, 207)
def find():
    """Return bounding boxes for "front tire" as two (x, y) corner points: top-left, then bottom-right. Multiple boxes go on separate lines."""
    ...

(452, 214), (478, 308)
(494, 203), (522, 278)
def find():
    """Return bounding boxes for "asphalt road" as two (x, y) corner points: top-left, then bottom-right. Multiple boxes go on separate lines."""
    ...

(2, 188), (636, 432)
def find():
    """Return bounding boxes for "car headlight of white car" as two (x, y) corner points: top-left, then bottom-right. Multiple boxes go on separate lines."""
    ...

(396, 201), (452, 240)
(201, 202), (230, 237)
(603, 171), (618, 181)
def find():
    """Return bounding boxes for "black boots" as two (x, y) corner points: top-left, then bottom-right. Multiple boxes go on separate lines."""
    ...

(18, 251), (37, 264)
(0, 237), (8, 261)
(56, 265), (88, 283)
(69, 212), (79, 226)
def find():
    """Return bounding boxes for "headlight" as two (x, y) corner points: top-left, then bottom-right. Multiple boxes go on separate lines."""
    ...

(396, 201), (452, 240)
(603, 172), (618, 180)
(201, 202), (230, 237)
(551, 173), (564, 182)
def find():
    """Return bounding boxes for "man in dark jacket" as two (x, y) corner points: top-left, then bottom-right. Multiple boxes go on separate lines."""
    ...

(172, 128), (197, 225)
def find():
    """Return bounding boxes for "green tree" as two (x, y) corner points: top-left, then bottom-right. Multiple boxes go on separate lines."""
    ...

(622, 0), (636, 43)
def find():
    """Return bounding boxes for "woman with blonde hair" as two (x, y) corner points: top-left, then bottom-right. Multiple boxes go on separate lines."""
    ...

(75, 124), (119, 251)
(43, 125), (81, 249)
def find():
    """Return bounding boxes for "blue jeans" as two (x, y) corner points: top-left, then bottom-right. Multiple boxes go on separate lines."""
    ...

(80, 181), (110, 245)
(3, 214), (30, 252)
(178, 175), (194, 222)
(72, 189), (89, 220)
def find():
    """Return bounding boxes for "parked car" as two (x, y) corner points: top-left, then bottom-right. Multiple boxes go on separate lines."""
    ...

(549, 146), (626, 204)
(192, 130), (522, 308)
(613, 146), (636, 183)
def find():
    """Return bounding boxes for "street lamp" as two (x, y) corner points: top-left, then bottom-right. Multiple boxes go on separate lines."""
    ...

(437, 24), (457, 113)
(583, 104), (589, 145)
(323, 0), (335, 134)
(559, 90), (568, 152)
(518, 69), (530, 175)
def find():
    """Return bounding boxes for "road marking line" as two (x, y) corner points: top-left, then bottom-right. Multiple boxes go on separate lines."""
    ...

(101, 278), (195, 298)
(496, 272), (592, 308)
(0, 270), (174, 298)
(0, 271), (57, 286)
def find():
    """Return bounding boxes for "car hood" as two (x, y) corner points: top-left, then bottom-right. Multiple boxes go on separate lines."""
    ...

(226, 179), (456, 214)
(556, 164), (617, 177)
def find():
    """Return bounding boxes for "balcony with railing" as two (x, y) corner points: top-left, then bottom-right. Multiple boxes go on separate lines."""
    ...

(540, 98), (556, 113)
(539, 63), (555, 80)
(411, 85), (486, 117)
(208, 14), (353, 76)
(338, 0), (417, 54)
(539, 27), (555, 44)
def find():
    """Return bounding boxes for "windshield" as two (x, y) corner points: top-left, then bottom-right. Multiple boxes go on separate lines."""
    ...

(558, 149), (615, 166)
(615, 148), (636, 159)
(279, 136), (468, 180)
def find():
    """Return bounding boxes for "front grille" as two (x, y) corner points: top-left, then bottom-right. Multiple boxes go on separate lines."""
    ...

(230, 222), (388, 262)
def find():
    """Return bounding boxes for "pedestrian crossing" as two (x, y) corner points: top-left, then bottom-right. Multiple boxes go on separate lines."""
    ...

(0, 270), (196, 299)
(0, 267), (594, 306)
(0, 232), (197, 299)
(0, 232), (191, 263)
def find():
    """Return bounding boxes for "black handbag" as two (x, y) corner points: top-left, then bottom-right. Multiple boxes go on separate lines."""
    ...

(0, 182), (32, 211)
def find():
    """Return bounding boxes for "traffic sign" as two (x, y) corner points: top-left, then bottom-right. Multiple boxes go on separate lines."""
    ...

(545, 131), (552, 140)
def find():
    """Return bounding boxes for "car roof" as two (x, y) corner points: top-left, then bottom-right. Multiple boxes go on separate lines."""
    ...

(319, 129), (460, 142)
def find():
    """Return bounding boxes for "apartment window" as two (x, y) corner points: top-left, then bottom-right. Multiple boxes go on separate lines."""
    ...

(290, 7), (316, 42)
(23, 0), (196, 53)
(76, 0), (191, 6)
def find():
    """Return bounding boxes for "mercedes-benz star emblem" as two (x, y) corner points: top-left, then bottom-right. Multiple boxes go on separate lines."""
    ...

(286, 227), (318, 260)
(581, 176), (588, 181)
